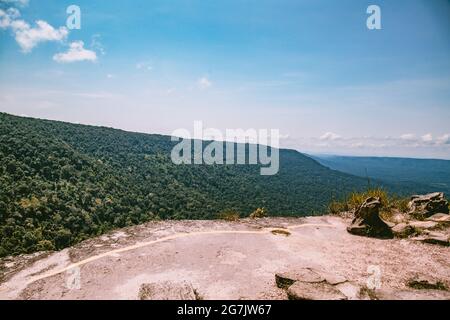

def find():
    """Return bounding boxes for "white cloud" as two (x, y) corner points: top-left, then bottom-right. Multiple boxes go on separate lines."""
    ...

(53, 41), (97, 63)
(400, 133), (416, 141)
(106, 74), (115, 79)
(437, 134), (450, 145)
(0, 8), (68, 52)
(197, 76), (212, 90)
(421, 133), (433, 142)
(319, 132), (341, 141)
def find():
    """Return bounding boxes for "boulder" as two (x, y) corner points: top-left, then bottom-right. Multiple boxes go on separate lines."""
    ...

(408, 192), (449, 218)
(335, 282), (364, 300)
(275, 268), (324, 289)
(347, 197), (393, 239)
(275, 267), (347, 289)
(287, 281), (347, 300)
(138, 281), (198, 300)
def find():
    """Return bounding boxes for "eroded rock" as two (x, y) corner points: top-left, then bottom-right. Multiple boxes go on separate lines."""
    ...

(409, 220), (438, 231)
(411, 232), (450, 247)
(275, 268), (324, 289)
(408, 192), (449, 218)
(347, 197), (393, 239)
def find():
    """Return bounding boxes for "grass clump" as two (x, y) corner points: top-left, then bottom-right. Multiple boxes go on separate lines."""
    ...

(328, 188), (409, 221)
(249, 207), (268, 219)
(217, 210), (240, 222)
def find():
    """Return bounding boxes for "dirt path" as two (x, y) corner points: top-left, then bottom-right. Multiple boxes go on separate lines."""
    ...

(0, 216), (449, 300)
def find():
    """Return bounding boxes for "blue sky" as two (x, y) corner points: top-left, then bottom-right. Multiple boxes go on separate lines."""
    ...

(1, 0), (450, 158)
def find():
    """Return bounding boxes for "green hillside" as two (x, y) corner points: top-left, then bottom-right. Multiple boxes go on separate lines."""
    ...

(0, 113), (372, 256)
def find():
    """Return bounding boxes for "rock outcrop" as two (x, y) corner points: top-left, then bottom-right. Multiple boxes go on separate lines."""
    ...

(275, 267), (357, 300)
(408, 192), (449, 218)
(287, 281), (347, 300)
(347, 197), (393, 239)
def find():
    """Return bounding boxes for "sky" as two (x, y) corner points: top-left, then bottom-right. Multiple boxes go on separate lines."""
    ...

(0, 0), (450, 159)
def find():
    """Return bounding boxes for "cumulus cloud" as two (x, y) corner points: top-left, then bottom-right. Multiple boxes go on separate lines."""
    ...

(436, 134), (450, 145)
(400, 133), (416, 141)
(0, 8), (68, 52)
(197, 76), (212, 89)
(319, 132), (341, 141)
(421, 133), (433, 142)
(53, 41), (97, 63)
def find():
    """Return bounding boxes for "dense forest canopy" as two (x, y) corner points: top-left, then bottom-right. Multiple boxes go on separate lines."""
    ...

(0, 112), (428, 257)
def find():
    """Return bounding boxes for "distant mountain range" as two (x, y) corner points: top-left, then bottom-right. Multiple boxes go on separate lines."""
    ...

(312, 155), (450, 196)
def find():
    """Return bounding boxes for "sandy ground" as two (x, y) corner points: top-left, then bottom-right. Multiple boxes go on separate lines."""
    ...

(0, 216), (449, 300)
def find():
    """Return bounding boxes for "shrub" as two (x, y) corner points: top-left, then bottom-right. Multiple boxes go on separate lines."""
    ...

(217, 210), (240, 221)
(249, 207), (267, 219)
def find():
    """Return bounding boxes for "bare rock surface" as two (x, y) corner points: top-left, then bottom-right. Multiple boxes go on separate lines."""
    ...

(0, 216), (449, 300)
(138, 281), (198, 300)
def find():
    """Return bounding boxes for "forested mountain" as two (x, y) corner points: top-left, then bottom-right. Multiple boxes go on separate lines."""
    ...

(0, 112), (416, 256)
(313, 155), (450, 195)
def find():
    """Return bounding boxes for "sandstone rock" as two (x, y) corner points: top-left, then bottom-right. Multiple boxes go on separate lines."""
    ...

(347, 197), (393, 239)
(408, 192), (449, 218)
(335, 282), (362, 300)
(407, 275), (448, 291)
(287, 281), (347, 300)
(426, 213), (450, 223)
(275, 268), (324, 288)
(409, 220), (438, 231)
(138, 281), (198, 300)
(322, 273), (347, 285)
(421, 232), (450, 246)
(411, 232), (450, 247)
(391, 223), (415, 238)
